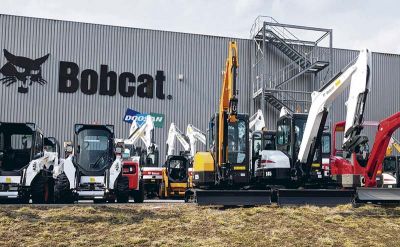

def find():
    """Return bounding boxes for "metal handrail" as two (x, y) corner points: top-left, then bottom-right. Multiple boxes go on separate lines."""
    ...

(250, 16), (333, 113)
(265, 48), (330, 89)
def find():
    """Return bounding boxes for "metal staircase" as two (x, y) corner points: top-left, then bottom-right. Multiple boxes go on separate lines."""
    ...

(250, 16), (333, 113)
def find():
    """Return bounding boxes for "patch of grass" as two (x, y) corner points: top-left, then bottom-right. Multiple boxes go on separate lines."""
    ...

(0, 204), (398, 246)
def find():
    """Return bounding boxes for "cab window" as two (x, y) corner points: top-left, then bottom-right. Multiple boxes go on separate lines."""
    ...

(277, 121), (290, 145)
(322, 135), (331, 155)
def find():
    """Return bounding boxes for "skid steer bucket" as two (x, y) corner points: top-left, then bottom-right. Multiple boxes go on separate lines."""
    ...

(355, 187), (400, 205)
(277, 189), (355, 206)
(194, 189), (272, 206)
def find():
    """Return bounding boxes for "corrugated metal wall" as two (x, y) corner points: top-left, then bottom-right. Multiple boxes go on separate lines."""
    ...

(1, 14), (399, 162)
(0, 15), (252, 162)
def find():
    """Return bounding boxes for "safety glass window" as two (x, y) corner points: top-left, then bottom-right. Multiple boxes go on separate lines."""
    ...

(383, 158), (397, 173)
(82, 135), (109, 151)
(322, 135), (331, 154)
(11, 134), (32, 150)
(277, 123), (290, 145)
(294, 119), (306, 150)
(227, 120), (247, 164)
(252, 133), (262, 155)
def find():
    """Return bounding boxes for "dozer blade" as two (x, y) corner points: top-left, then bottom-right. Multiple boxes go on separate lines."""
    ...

(355, 187), (400, 205)
(194, 189), (272, 206)
(277, 189), (355, 206)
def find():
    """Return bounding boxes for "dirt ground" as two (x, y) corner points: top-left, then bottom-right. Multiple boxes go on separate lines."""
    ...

(0, 203), (399, 247)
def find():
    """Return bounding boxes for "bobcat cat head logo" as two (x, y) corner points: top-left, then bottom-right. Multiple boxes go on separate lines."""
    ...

(0, 49), (50, 93)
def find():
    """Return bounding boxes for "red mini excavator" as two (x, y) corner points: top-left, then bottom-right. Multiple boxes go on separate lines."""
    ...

(330, 112), (400, 204)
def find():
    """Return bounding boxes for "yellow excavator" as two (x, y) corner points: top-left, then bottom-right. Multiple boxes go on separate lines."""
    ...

(186, 41), (270, 205)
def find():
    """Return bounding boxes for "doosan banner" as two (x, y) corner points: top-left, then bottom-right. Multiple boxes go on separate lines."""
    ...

(123, 108), (165, 128)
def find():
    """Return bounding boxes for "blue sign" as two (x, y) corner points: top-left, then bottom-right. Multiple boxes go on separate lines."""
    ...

(123, 108), (141, 123)
(123, 108), (165, 128)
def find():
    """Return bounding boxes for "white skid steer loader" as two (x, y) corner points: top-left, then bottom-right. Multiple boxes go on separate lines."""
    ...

(0, 122), (58, 203)
(53, 124), (129, 203)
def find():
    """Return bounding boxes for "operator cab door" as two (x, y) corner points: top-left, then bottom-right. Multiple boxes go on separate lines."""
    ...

(251, 130), (276, 171)
(321, 132), (331, 177)
(263, 131), (276, 151)
(73, 124), (115, 176)
(276, 114), (307, 168)
(311, 132), (331, 179)
(276, 116), (294, 163)
(251, 131), (263, 168)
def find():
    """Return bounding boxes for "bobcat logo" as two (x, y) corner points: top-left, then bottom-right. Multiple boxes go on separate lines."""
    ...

(0, 49), (50, 93)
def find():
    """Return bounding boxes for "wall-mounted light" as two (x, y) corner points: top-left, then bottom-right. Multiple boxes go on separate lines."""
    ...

(178, 74), (184, 81)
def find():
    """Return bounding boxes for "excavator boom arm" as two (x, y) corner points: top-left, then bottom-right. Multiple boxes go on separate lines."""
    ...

(297, 49), (371, 164)
(218, 41), (239, 166)
(364, 112), (400, 186)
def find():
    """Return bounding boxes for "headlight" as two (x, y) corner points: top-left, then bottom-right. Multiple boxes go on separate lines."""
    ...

(32, 163), (37, 171)
(115, 163), (120, 171)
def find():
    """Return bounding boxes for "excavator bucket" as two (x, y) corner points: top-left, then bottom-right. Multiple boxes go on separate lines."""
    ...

(277, 189), (355, 206)
(194, 189), (272, 206)
(355, 187), (400, 205)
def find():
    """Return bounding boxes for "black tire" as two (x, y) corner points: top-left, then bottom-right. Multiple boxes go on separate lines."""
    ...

(54, 173), (74, 204)
(132, 180), (145, 203)
(18, 189), (30, 204)
(31, 175), (52, 204)
(116, 176), (129, 203)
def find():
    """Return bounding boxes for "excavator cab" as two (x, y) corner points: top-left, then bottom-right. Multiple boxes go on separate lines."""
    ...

(276, 113), (326, 183)
(382, 156), (400, 188)
(252, 130), (276, 159)
(276, 113), (307, 164)
(251, 130), (276, 177)
(383, 156), (398, 176)
(209, 113), (250, 185)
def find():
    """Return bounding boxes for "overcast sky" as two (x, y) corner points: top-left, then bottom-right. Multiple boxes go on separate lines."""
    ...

(1, 0), (399, 54)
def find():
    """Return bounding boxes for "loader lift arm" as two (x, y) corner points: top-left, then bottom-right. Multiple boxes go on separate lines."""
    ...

(186, 124), (206, 157)
(297, 49), (371, 176)
(125, 115), (158, 155)
(165, 123), (206, 158)
(249, 109), (266, 132)
(166, 123), (190, 157)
